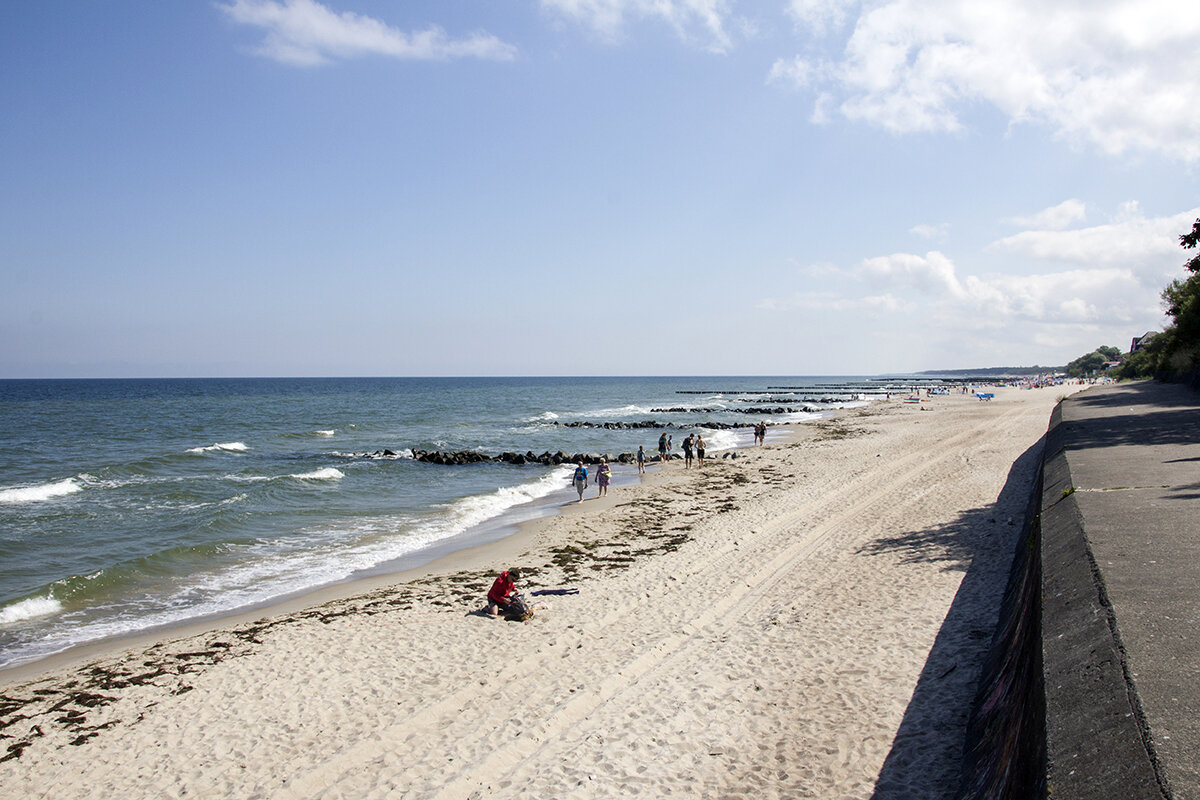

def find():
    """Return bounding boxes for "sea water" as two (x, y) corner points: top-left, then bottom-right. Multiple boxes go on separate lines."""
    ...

(0, 376), (876, 669)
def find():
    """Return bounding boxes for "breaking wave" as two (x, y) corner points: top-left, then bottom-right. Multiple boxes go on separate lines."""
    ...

(187, 442), (249, 454)
(0, 595), (64, 624)
(289, 468), (344, 481)
(0, 478), (82, 505)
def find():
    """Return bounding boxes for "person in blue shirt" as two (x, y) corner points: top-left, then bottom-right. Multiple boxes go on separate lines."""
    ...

(572, 461), (589, 503)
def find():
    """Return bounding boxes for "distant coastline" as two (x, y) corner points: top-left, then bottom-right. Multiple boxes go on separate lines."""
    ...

(915, 365), (1063, 377)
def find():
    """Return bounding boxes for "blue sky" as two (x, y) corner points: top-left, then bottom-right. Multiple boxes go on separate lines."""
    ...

(2, 0), (1198, 377)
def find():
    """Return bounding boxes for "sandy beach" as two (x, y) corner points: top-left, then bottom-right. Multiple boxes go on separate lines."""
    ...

(0, 385), (1075, 799)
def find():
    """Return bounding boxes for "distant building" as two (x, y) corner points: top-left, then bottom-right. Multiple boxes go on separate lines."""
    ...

(1130, 331), (1159, 353)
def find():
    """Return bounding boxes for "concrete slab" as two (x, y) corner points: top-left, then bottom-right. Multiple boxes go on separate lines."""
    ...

(1047, 382), (1200, 799)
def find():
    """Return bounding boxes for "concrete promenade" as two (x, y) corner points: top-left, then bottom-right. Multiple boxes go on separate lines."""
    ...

(1041, 381), (1200, 799)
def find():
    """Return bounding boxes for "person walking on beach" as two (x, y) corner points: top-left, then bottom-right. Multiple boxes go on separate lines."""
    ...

(636, 445), (646, 474)
(682, 433), (694, 468)
(658, 432), (668, 464)
(596, 457), (611, 497)
(667, 435), (673, 459)
(572, 461), (589, 502)
(696, 434), (706, 466)
(485, 568), (521, 617)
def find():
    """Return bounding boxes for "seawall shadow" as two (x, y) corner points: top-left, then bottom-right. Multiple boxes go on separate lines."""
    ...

(1061, 382), (1200, 451)
(863, 439), (1046, 800)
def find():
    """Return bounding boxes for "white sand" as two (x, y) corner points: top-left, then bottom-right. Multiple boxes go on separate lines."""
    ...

(0, 385), (1076, 799)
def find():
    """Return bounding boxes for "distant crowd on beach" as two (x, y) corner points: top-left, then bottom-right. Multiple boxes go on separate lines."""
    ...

(563, 421), (772, 507)
(488, 419), (771, 617)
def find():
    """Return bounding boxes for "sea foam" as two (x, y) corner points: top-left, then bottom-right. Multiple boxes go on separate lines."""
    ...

(413, 467), (572, 541)
(591, 404), (655, 418)
(0, 478), (82, 505)
(289, 467), (344, 481)
(187, 442), (248, 454)
(0, 595), (64, 624)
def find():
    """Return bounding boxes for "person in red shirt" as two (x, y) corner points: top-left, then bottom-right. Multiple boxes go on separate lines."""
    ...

(485, 568), (521, 617)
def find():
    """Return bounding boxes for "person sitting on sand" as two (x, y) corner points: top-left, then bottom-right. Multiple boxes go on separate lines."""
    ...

(485, 568), (521, 617)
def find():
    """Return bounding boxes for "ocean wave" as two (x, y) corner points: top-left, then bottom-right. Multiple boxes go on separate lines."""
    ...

(700, 428), (741, 452)
(777, 409), (830, 425)
(41, 544), (232, 608)
(329, 449), (412, 460)
(411, 467), (573, 541)
(289, 467), (344, 481)
(187, 442), (248, 454)
(224, 474), (273, 483)
(589, 404), (655, 418)
(0, 478), (82, 505)
(527, 411), (559, 422)
(0, 595), (65, 624)
(316, 430), (336, 437)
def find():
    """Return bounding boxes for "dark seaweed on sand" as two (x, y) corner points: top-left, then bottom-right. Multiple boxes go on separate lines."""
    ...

(1, 457), (772, 762)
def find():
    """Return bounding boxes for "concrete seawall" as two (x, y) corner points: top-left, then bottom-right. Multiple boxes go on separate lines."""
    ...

(961, 382), (1199, 799)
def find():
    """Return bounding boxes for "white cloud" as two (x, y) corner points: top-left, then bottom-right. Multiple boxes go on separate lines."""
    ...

(786, 0), (858, 35)
(767, 56), (815, 87)
(220, 0), (518, 66)
(856, 250), (1145, 323)
(757, 290), (912, 313)
(541, 0), (737, 52)
(757, 203), (1194, 365)
(1005, 199), (1087, 231)
(786, 259), (844, 278)
(909, 222), (949, 240)
(990, 205), (1200, 284)
(772, 0), (1200, 162)
(860, 251), (964, 297)
(766, 202), (1196, 329)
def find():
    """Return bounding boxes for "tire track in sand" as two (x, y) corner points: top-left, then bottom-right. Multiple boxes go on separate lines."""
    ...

(279, 402), (1033, 799)
(434, 404), (1037, 797)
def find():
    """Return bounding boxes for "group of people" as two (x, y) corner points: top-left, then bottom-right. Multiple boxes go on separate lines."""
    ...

(680, 432), (706, 468)
(484, 423), (759, 618)
(657, 431), (708, 468)
(487, 422), (774, 619)
(571, 457), (611, 502)
(569, 423), (737, 503)
(753, 421), (768, 445)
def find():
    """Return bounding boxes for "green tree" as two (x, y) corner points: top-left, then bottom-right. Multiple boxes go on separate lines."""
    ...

(1115, 330), (1171, 380)
(1160, 219), (1200, 376)
(1065, 346), (1122, 378)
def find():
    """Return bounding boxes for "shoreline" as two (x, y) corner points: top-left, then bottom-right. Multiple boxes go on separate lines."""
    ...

(0, 468), (642, 686)
(0, 387), (1074, 797)
(0, 423), (776, 685)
